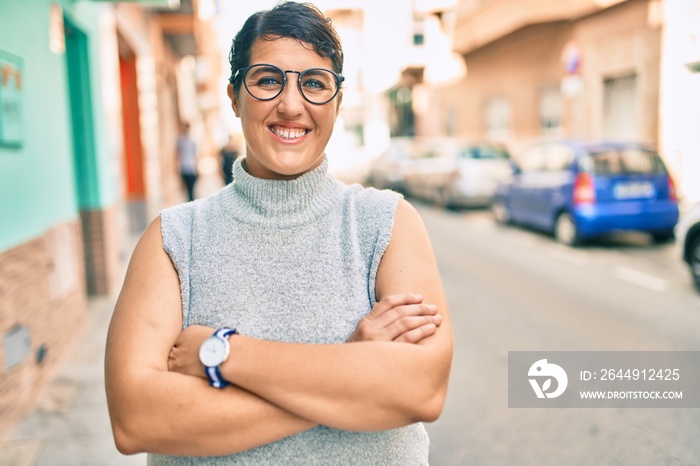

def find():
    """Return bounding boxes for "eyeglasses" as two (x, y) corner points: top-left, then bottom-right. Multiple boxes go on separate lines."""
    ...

(233, 63), (344, 105)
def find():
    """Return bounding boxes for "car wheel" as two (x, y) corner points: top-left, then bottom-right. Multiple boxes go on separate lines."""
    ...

(491, 200), (511, 224)
(437, 187), (456, 210)
(554, 212), (580, 246)
(690, 235), (700, 291)
(651, 230), (675, 243)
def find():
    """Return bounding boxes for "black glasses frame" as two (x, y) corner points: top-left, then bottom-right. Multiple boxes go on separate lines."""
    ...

(233, 63), (344, 105)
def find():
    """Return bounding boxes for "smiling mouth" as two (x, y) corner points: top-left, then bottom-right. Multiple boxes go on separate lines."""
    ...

(269, 125), (310, 141)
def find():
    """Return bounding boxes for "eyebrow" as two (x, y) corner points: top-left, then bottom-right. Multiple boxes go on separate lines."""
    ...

(248, 65), (281, 75)
(300, 69), (328, 76)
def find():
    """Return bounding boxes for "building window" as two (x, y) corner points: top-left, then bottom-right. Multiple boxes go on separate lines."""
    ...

(484, 96), (511, 141)
(413, 18), (425, 46)
(539, 86), (563, 135)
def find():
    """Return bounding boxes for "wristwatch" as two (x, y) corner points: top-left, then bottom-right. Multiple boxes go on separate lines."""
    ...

(199, 327), (237, 388)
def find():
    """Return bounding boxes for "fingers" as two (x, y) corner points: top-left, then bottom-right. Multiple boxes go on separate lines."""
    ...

(371, 303), (439, 329)
(348, 315), (440, 344)
(167, 346), (180, 372)
(347, 294), (442, 343)
(384, 313), (442, 335)
(365, 294), (424, 320)
(394, 322), (438, 344)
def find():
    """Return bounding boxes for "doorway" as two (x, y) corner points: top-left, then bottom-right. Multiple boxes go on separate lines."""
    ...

(603, 73), (638, 140)
(64, 15), (99, 293)
(118, 35), (148, 234)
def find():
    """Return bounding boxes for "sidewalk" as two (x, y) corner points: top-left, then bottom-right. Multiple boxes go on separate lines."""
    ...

(0, 168), (228, 466)
(0, 292), (146, 466)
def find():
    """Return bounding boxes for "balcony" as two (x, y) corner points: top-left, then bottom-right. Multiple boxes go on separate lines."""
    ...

(454, 0), (627, 54)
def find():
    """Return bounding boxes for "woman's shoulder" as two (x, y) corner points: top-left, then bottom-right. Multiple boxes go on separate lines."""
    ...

(160, 199), (198, 226)
(341, 182), (403, 209)
(336, 182), (405, 233)
(160, 193), (224, 234)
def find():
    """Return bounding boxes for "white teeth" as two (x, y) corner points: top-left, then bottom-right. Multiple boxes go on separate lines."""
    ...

(271, 126), (307, 140)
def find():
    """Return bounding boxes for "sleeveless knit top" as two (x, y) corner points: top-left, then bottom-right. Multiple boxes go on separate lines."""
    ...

(153, 157), (430, 465)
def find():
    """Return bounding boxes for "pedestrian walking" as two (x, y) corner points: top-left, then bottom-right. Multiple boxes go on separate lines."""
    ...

(105, 2), (452, 464)
(220, 135), (239, 185)
(176, 123), (197, 201)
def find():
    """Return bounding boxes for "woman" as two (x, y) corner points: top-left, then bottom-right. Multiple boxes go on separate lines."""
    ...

(105, 2), (452, 464)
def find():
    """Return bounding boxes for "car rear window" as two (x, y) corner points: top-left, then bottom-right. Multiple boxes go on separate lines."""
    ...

(584, 148), (667, 175)
(459, 146), (510, 160)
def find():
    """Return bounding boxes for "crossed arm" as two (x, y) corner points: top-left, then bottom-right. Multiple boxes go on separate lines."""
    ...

(105, 198), (453, 456)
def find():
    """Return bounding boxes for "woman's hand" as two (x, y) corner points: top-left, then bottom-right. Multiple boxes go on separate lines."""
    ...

(347, 294), (442, 343)
(170, 294), (441, 376)
(167, 325), (214, 378)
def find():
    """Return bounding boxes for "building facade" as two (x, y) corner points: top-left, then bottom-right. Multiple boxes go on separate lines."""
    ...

(1, 1), (112, 440)
(441, 0), (662, 154)
(0, 0), (219, 441)
(660, 0), (700, 203)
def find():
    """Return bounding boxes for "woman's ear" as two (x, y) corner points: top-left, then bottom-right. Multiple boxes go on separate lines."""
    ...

(227, 83), (240, 117)
(334, 92), (343, 118)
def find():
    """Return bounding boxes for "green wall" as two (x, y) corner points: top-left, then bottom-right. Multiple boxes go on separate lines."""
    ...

(72, 0), (119, 209)
(0, 0), (116, 251)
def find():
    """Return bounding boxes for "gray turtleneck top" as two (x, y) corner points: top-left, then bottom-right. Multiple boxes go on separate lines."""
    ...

(153, 157), (429, 465)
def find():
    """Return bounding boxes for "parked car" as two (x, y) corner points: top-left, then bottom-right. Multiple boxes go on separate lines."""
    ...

(491, 140), (679, 245)
(402, 138), (512, 208)
(677, 202), (700, 292)
(365, 137), (414, 192)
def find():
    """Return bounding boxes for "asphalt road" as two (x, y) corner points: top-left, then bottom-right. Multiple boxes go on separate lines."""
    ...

(416, 201), (700, 466)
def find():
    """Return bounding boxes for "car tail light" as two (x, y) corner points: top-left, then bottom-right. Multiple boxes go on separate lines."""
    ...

(668, 176), (678, 201)
(573, 173), (596, 204)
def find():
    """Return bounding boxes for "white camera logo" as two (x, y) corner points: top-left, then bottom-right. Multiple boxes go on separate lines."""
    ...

(528, 359), (568, 399)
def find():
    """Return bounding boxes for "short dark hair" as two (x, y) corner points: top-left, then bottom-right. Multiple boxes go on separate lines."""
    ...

(228, 1), (344, 93)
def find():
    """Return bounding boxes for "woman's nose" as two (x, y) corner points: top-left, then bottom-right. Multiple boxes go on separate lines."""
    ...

(277, 78), (305, 115)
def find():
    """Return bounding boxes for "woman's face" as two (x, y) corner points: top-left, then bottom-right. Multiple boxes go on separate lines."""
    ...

(228, 37), (341, 180)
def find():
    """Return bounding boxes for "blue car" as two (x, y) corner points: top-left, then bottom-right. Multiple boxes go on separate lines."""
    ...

(491, 140), (679, 245)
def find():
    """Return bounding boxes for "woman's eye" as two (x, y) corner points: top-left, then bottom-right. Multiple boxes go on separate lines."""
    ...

(257, 76), (282, 87)
(303, 79), (326, 90)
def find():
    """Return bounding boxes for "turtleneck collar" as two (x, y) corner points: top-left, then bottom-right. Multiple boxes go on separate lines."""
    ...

(218, 156), (345, 228)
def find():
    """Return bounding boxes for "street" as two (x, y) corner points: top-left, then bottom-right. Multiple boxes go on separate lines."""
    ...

(417, 201), (700, 466)
(3, 193), (700, 466)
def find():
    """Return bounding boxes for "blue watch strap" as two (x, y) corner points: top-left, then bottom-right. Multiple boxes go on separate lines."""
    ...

(205, 327), (237, 388)
(206, 365), (230, 389)
(215, 327), (237, 339)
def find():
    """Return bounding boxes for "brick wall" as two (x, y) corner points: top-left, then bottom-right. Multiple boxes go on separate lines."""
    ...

(0, 221), (87, 443)
(80, 207), (120, 296)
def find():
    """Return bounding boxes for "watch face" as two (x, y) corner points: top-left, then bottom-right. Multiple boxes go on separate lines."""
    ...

(199, 336), (228, 367)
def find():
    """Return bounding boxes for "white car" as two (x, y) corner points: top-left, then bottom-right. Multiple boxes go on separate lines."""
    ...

(677, 202), (700, 292)
(365, 138), (414, 192)
(402, 138), (512, 208)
